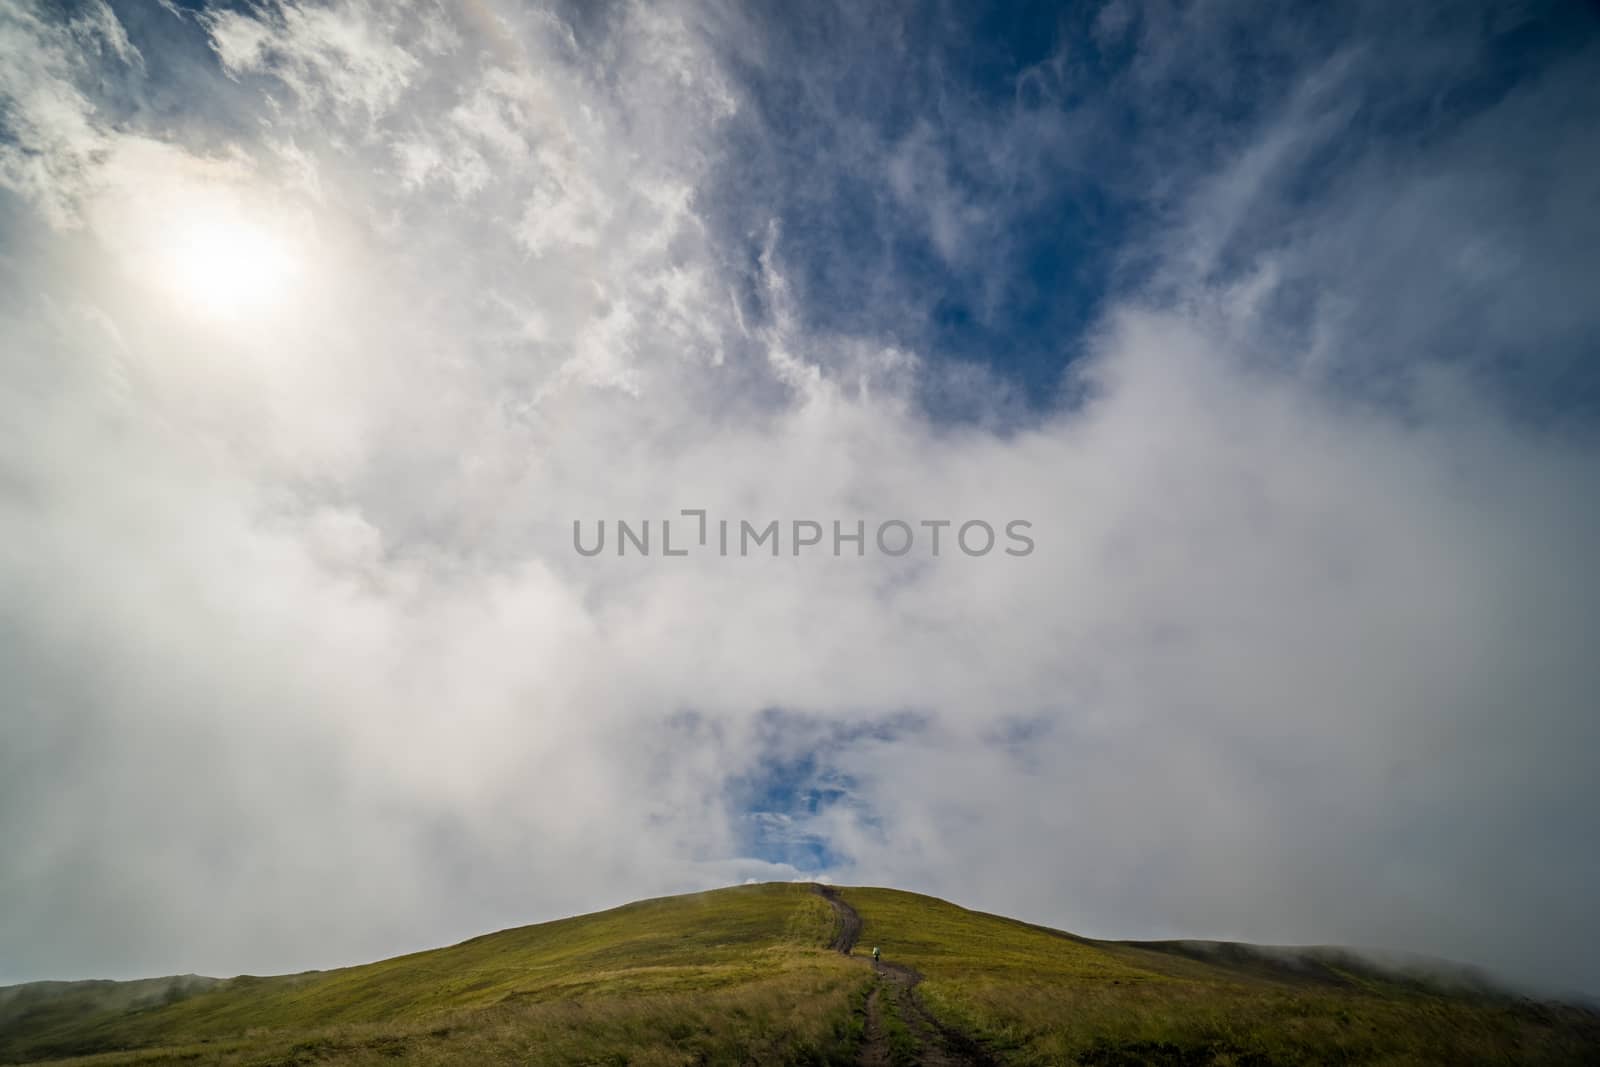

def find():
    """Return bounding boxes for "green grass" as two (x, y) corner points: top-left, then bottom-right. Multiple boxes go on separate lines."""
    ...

(837, 886), (1600, 1065)
(3, 884), (1596, 1065)
(1, 884), (863, 1066)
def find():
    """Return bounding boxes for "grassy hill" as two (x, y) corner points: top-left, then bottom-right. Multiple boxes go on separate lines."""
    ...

(1, 883), (1595, 1066)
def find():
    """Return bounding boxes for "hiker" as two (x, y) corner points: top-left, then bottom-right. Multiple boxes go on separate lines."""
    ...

(872, 946), (880, 963)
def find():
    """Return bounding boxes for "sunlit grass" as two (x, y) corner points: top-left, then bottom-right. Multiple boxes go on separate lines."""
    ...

(6, 885), (1597, 1065)
(2, 884), (864, 1066)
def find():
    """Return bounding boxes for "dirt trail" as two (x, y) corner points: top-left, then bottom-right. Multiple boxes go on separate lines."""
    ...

(812, 885), (997, 1067)
(815, 884), (862, 954)
(857, 984), (892, 1067)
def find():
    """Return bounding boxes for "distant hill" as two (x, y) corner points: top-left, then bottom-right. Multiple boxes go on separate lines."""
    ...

(1, 883), (1595, 1065)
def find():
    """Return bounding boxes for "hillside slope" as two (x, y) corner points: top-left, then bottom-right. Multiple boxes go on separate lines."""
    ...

(2, 883), (1595, 1066)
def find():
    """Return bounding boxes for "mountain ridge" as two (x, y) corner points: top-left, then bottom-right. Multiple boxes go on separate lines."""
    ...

(2, 883), (1595, 1065)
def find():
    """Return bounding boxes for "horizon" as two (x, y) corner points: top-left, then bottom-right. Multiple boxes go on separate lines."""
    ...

(0, 879), (1544, 1005)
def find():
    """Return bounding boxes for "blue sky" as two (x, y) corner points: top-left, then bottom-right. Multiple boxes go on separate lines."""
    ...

(692, 0), (1600, 416)
(3, 0), (1600, 999)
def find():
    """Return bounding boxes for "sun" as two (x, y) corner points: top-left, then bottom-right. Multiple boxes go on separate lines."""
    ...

(162, 212), (299, 320)
(85, 141), (309, 324)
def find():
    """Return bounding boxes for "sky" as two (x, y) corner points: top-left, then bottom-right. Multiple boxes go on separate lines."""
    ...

(2, 0), (1599, 998)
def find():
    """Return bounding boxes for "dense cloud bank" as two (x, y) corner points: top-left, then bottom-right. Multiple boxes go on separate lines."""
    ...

(2, 0), (1598, 996)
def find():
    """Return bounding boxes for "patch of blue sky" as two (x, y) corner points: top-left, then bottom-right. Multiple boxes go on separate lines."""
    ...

(727, 707), (921, 871)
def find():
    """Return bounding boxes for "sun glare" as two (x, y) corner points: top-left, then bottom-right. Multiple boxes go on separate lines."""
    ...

(85, 140), (310, 325)
(162, 214), (298, 320)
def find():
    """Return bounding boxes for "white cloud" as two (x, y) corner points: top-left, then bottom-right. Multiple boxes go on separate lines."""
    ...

(0, 0), (137, 227)
(205, 0), (424, 127)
